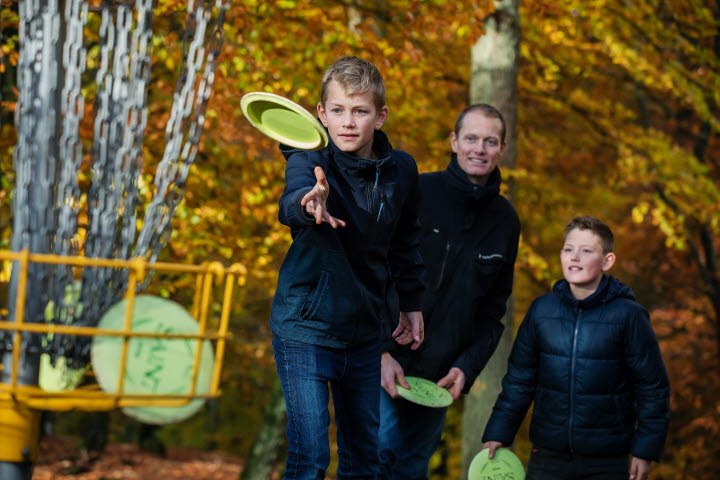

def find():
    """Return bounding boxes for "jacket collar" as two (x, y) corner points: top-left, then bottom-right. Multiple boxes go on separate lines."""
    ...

(328, 129), (394, 176)
(553, 274), (635, 309)
(443, 154), (501, 205)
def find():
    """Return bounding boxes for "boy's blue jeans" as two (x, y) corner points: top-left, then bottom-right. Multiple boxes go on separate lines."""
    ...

(272, 334), (382, 480)
(377, 389), (449, 480)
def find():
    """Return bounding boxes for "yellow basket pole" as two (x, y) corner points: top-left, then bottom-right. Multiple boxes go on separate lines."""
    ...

(0, 249), (40, 464)
(209, 265), (239, 393)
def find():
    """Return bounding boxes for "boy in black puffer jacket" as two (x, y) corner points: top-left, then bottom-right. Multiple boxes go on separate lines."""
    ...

(482, 216), (670, 480)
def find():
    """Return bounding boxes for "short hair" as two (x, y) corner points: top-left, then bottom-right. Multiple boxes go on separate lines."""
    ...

(454, 103), (507, 143)
(564, 216), (615, 254)
(320, 56), (386, 111)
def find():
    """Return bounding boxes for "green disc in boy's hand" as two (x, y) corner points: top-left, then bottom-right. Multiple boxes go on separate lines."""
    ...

(468, 448), (526, 480)
(395, 376), (453, 408)
(241, 91), (328, 150)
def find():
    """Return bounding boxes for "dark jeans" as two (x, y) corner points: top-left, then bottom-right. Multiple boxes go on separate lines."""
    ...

(273, 334), (382, 480)
(527, 447), (629, 480)
(377, 390), (449, 480)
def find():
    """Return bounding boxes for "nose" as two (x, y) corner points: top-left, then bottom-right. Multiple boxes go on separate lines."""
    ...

(341, 111), (356, 128)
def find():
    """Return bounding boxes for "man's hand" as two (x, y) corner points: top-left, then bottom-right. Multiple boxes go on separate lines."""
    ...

(482, 441), (504, 459)
(630, 457), (651, 480)
(381, 352), (408, 398)
(392, 311), (424, 350)
(437, 367), (466, 400)
(300, 166), (346, 228)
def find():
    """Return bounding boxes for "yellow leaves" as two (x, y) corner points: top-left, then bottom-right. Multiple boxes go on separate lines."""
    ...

(276, 0), (297, 9)
(631, 202), (650, 224)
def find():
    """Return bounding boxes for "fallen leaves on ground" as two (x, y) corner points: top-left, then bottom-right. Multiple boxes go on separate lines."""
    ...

(33, 436), (244, 480)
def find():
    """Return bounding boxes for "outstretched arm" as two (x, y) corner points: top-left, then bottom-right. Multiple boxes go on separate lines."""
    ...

(300, 166), (346, 228)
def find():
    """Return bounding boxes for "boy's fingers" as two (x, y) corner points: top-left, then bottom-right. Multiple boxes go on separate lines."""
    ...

(395, 369), (409, 390)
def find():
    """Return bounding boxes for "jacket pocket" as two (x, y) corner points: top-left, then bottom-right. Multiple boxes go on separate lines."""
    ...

(299, 271), (329, 320)
(472, 250), (505, 293)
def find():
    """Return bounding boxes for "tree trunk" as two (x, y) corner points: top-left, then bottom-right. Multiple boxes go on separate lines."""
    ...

(239, 378), (286, 480)
(461, 2), (520, 478)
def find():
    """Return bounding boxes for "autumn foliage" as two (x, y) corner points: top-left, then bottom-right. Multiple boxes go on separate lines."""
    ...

(0, 0), (719, 479)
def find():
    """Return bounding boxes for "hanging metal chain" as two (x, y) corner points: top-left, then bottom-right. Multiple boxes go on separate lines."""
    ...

(59, 0), (155, 365)
(135, 0), (229, 276)
(46, 0), (89, 362)
(7, 0), (61, 356)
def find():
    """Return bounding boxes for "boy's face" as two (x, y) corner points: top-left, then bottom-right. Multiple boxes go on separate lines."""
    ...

(561, 228), (616, 298)
(318, 80), (388, 159)
(450, 111), (506, 185)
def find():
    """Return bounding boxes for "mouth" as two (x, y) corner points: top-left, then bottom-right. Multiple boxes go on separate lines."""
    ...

(468, 158), (488, 164)
(339, 134), (358, 140)
(568, 266), (582, 271)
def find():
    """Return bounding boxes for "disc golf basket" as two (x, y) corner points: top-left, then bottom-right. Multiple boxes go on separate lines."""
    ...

(0, 0), (234, 477)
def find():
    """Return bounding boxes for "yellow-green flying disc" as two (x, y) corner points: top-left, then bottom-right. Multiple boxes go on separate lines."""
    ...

(241, 91), (328, 150)
(468, 448), (526, 480)
(91, 295), (214, 425)
(396, 376), (453, 408)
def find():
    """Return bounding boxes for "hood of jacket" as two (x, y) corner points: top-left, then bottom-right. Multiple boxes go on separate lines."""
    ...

(552, 274), (636, 310)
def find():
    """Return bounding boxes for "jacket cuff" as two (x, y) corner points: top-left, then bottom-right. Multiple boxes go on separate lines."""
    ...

(398, 289), (424, 313)
(292, 187), (315, 224)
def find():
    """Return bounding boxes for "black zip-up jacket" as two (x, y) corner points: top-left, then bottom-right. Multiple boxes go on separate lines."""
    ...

(482, 275), (671, 460)
(270, 129), (425, 348)
(386, 156), (520, 393)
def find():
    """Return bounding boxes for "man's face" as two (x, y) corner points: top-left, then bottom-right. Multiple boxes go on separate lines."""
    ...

(450, 111), (506, 185)
(560, 228), (615, 297)
(318, 80), (388, 159)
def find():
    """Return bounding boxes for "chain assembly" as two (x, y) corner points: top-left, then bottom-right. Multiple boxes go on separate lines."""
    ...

(6, 0), (230, 367)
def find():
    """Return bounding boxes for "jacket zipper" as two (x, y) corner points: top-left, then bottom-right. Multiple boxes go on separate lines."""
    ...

(373, 166), (384, 222)
(568, 307), (581, 453)
(436, 242), (451, 289)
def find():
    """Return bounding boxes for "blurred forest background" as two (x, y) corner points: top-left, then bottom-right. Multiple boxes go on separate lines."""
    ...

(0, 0), (718, 479)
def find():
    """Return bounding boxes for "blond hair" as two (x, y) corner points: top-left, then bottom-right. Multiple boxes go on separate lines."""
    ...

(320, 56), (386, 111)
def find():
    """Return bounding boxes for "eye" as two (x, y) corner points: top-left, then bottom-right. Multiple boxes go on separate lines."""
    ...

(331, 108), (342, 114)
(486, 138), (498, 146)
(354, 109), (368, 115)
(465, 135), (477, 143)
(582, 249), (592, 254)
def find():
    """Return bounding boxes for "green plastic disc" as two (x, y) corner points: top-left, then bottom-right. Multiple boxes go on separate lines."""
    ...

(91, 295), (214, 425)
(39, 353), (87, 392)
(468, 448), (526, 480)
(241, 91), (328, 150)
(395, 376), (453, 408)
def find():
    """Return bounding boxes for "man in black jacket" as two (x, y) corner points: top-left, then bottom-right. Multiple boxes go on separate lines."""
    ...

(378, 104), (520, 479)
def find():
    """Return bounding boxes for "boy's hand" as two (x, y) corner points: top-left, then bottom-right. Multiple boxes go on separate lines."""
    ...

(300, 166), (346, 228)
(381, 352), (408, 398)
(482, 441), (504, 459)
(437, 367), (465, 400)
(630, 457), (651, 480)
(392, 311), (424, 350)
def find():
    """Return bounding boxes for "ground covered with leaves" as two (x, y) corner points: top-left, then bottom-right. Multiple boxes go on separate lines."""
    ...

(33, 436), (244, 480)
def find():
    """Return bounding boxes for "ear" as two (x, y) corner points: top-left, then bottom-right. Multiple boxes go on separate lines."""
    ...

(374, 105), (389, 130)
(602, 252), (616, 272)
(450, 131), (459, 153)
(499, 140), (508, 156)
(317, 102), (328, 127)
